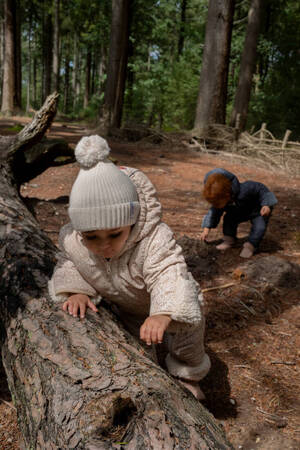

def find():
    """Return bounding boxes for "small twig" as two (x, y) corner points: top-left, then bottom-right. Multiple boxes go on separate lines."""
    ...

(256, 407), (286, 420)
(241, 374), (260, 383)
(233, 365), (251, 369)
(202, 282), (238, 293)
(270, 361), (296, 366)
(238, 299), (256, 316)
(0, 398), (17, 411)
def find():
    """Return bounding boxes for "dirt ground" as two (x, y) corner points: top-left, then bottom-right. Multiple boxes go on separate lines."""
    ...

(1, 118), (300, 449)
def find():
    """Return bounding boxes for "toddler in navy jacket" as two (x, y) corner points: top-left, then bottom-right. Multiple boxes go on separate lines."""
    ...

(200, 168), (277, 258)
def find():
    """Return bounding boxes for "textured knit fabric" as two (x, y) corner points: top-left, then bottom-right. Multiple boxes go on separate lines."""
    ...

(68, 136), (140, 231)
(49, 167), (210, 381)
(201, 168), (277, 247)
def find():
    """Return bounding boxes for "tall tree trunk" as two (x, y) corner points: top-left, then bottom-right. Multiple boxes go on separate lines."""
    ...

(72, 33), (79, 110)
(1, 0), (15, 115)
(52, 0), (60, 93)
(42, 5), (52, 102)
(26, 12), (32, 113)
(177, 0), (187, 58)
(13, 0), (22, 109)
(0, 14), (4, 107)
(230, 0), (264, 130)
(194, 0), (235, 135)
(101, 0), (130, 130)
(0, 93), (233, 449)
(33, 51), (37, 108)
(83, 50), (91, 109)
(63, 54), (70, 113)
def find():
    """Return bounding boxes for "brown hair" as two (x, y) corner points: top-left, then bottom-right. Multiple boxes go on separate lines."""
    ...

(203, 173), (232, 208)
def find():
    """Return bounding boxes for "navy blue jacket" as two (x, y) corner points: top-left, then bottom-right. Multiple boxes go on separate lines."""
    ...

(202, 168), (278, 228)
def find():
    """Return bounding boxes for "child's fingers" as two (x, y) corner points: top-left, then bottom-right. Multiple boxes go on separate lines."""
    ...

(140, 323), (152, 345)
(156, 326), (165, 344)
(79, 302), (86, 319)
(72, 303), (79, 317)
(87, 299), (98, 313)
(62, 301), (69, 312)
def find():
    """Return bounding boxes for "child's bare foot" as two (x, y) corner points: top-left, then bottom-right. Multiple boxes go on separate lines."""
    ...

(178, 379), (206, 401)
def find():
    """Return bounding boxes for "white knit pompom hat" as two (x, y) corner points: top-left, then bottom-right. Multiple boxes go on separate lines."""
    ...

(68, 135), (140, 231)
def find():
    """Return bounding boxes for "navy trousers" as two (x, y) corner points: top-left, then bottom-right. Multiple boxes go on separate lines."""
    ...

(223, 205), (271, 248)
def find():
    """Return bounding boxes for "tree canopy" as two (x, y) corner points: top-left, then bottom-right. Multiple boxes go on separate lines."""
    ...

(0, 0), (300, 138)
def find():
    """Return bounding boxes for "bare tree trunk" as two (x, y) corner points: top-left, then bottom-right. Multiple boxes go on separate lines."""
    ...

(230, 0), (264, 130)
(72, 32), (79, 110)
(63, 54), (70, 113)
(13, 0), (22, 110)
(101, 0), (130, 130)
(0, 94), (233, 449)
(33, 50), (37, 108)
(177, 0), (187, 58)
(52, 0), (60, 93)
(0, 14), (4, 106)
(42, 4), (52, 102)
(1, 0), (15, 115)
(26, 11), (32, 113)
(194, 0), (235, 135)
(83, 50), (91, 109)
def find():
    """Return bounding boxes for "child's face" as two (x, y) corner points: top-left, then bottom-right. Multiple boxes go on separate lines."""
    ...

(81, 226), (131, 258)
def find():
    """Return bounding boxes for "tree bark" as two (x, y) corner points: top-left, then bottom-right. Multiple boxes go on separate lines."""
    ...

(83, 50), (91, 109)
(230, 0), (264, 130)
(0, 93), (233, 449)
(42, 5), (53, 102)
(194, 0), (235, 135)
(13, 0), (22, 110)
(72, 33), (80, 110)
(100, 0), (130, 130)
(177, 0), (187, 58)
(52, 0), (60, 93)
(63, 53), (70, 114)
(1, 0), (15, 115)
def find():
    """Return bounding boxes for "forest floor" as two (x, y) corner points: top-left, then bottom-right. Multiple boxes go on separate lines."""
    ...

(0, 117), (300, 449)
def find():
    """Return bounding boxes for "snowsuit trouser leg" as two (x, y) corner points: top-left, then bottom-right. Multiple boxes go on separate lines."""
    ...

(118, 310), (210, 382)
(165, 320), (211, 382)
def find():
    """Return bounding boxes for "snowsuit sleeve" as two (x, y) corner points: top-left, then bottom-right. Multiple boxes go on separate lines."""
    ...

(48, 224), (99, 304)
(202, 207), (224, 228)
(245, 181), (278, 207)
(142, 223), (203, 329)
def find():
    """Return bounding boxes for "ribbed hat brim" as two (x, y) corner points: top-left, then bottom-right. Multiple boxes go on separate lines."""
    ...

(68, 202), (140, 231)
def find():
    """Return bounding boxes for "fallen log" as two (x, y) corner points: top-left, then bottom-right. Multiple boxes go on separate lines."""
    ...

(0, 93), (233, 449)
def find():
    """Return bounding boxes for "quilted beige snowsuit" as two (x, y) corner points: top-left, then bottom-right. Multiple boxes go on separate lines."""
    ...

(49, 167), (210, 381)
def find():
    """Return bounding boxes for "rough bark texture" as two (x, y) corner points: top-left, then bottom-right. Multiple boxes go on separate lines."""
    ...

(42, 10), (53, 102)
(52, 0), (60, 93)
(101, 0), (130, 130)
(13, 0), (22, 109)
(1, 0), (15, 115)
(0, 94), (233, 449)
(194, 0), (235, 135)
(230, 0), (263, 130)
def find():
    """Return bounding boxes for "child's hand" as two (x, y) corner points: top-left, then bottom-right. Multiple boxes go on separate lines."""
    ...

(200, 227), (210, 242)
(63, 294), (98, 319)
(140, 315), (172, 345)
(260, 206), (271, 217)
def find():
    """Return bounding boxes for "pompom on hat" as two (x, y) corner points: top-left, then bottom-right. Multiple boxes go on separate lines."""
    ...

(68, 135), (140, 231)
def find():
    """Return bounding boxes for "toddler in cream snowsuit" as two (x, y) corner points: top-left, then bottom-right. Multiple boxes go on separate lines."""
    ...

(49, 135), (210, 399)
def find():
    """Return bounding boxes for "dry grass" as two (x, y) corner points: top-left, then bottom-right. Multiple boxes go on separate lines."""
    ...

(188, 124), (300, 177)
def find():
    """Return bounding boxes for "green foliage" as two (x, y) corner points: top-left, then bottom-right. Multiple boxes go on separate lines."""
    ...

(231, 0), (300, 138)
(123, 0), (208, 130)
(8, 0), (300, 136)
(2, 124), (24, 132)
